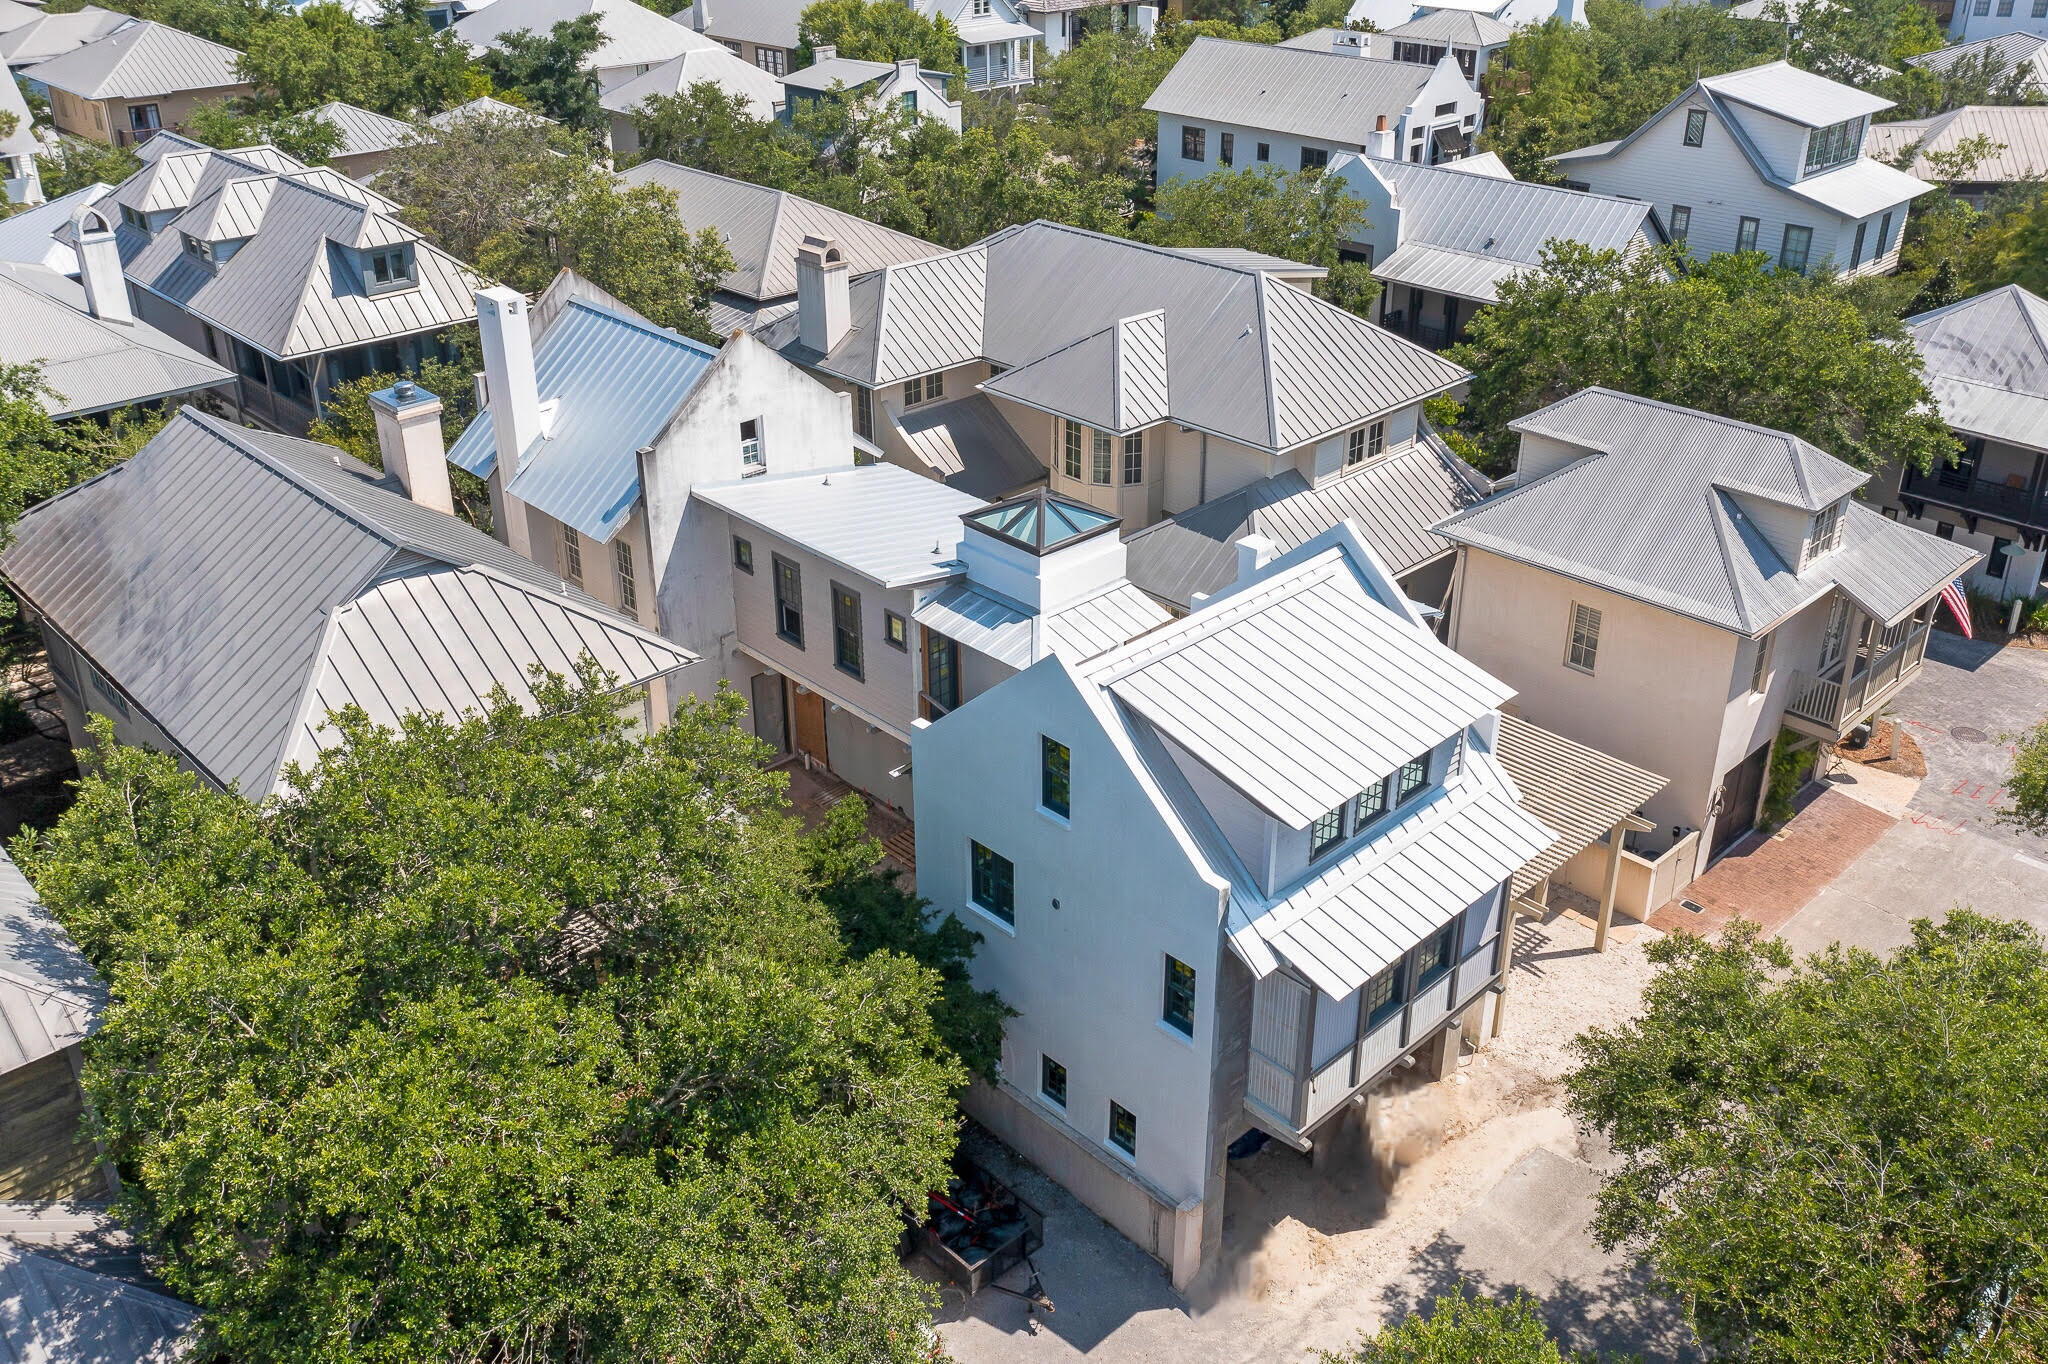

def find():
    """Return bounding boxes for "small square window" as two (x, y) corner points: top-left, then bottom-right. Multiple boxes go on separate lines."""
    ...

(884, 609), (907, 650)
(1256, 141), (1270, 162)
(1041, 736), (1070, 819)
(971, 840), (1014, 925)
(733, 536), (754, 574)
(1683, 108), (1707, 147)
(1108, 1101), (1137, 1156)
(1398, 755), (1429, 804)
(1163, 955), (1196, 1037)
(1936, 521), (1956, 540)
(1041, 1055), (1067, 1107)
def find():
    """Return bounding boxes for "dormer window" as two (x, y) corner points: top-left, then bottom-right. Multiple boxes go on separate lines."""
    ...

(1801, 500), (1845, 568)
(363, 245), (416, 295)
(1310, 750), (1437, 864)
(1804, 116), (1865, 174)
(121, 204), (150, 234)
(181, 232), (206, 262)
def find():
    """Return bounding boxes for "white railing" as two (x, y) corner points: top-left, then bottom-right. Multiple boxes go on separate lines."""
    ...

(1785, 622), (1929, 731)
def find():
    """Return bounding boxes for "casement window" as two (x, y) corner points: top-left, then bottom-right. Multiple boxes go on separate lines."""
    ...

(1346, 428), (1365, 466)
(773, 554), (803, 646)
(1749, 631), (1773, 694)
(1397, 754), (1429, 805)
(1364, 960), (1404, 1031)
(363, 245), (415, 294)
(903, 371), (943, 406)
(1735, 217), (1760, 254)
(1311, 803), (1347, 860)
(1683, 108), (1707, 147)
(1108, 1101), (1137, 1156)
(1415, 923), (1455, 989)
(1040, 736), (1070, 818)
(740, 418), (764, 472)
(561, 523), (583, 582)
(1353, 776), (1390, 827)
(733, 536), (754, 574)
(1041, 1055), (1067, 1107)
(1804, 117), (1864, 173)
(1779, 224), (1813, 275)
(925, 630), (960, 712)
(1219, 131), (1234, 166)
(1061, 418), (1083, 479)
(1091, 429), (1113, 485)
(1182, 124), (1206, 161)
(1122, 432), (1144, 485)
(755, 47), (786, 75)
(1849, 221), (1867, 269)
(884, 610), (907, 650)
(615, 539), (637, 614)
(1567, 601), (1601, 673)
(1877, 211), (1894, 254)
(1805, 501), (1844, 564)
(1300, 146), (1329, 171)
(1669, 204), (1691, 241)
(1162, 956), (1197, 1037)
(1368, 419), (1385, 458)
(831, 581), (863, 679)
(854, 385), (873, 440)
(970, 840), (1015, 924)
(1256, 141), (1270, 162)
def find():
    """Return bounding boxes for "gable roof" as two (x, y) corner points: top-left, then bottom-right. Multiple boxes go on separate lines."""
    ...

(0, 183), (112, 274)
(1699, 58), (1893, 126)
(0, 260), (232, 417)
(1143, 35), (1440, 146)
(691, 462), (986, 588)
(311, 100), (415, 159)
(1437, 388), (1980, 633)
(0, 1241), (195, 1364)
(23, 17), (241, 99)
(0, 5), (127, 68)
(1904, 284), (2048, 451)
(0, 844), (106, 1078)
(1385, 8), (1513, 45)
(1866, 104), (2048, 184)
(1904, 30), (2048, 79)
(454, 0), (700, 71)
(447, 297), (719, 543)
(427, 95), (552, 128)
(0, 410), (694, 799)
(763, 220), (1469, 452)
(616, 160), (940, 305)
(598, 41), (784, 121)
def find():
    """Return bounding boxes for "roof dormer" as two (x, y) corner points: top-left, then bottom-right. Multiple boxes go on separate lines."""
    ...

(360, 242), (418, 296)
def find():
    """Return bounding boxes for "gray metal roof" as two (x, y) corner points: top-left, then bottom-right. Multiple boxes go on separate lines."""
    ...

(678, 0), (810, 45)
(1123, 437), (1489, 609)
(0, 55), (33, 162)
(1904, 30), (2048, 78)
(426, 95), (551, 128)
(454, 0), (700, 71)
(0, 410), (693, 799)
(0, 7), (127, 68)
(1142, 36), (1436, 147)
(1438, 388), (1981, 633)
(781, 54), (896, 89)
(691, 462), (986, 588)
(447, 297), (719, 543)
(890, 392), (1046, 500)
(0, 844), (105, 1078)
(1699, 58), (1892, 127)
(1868, 105), (2048, 184)
(0, 260), (232, 418)
(311, 100), (414, 159)
(598, 44), (783, 121)
(0, 1241), (195, 1364)
(1385, 8), (1512, 45)
(912, 579), (1168, 669)
(0, 184), (112, 274)
(23, 18), (240, 100)
(1165, 246), (1327, 278)
(616, 160), (939, 305)
(1493, 714), (1666, 898)
(1904, 284), (2048, 452)
(980, 310), (1169, 435)
(0, 2), (45, 34)
(763, 220), (1469, 453)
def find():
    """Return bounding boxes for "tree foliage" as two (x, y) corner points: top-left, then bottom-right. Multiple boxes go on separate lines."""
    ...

(1880, 48), (2048, 119)
(235, 0), (481, 117)
(1320, 1287), (1626, 1362)
(2005, 715), (2048, 835)
(796, 0), (963, 75)
(21, 677), (978, 1362)
(185, 97), (344, 163)
(307, 330), (495, 530)
(1444, 241), (1956, 477)
(33, 138), (140, 201)
(1566, 914), (2048, 1362)
(478, 14), (608, 132)
(1142, 164), (1380, 317)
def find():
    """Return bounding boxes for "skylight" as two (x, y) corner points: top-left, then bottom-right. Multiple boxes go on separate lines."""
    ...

(965, 489), (1119, 555)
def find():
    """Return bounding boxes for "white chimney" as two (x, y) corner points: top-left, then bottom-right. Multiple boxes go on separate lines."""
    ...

(1236, 533), (1278, 584)
(1367, 114), (1395, 160)
(796, 235), (850, 354)
(1331, 28), (1364, 56)
(71, 205), (131, 326)
(474, 286), (542, 559)
(370, 379), (454, 515)
(814, 43), (836, 62)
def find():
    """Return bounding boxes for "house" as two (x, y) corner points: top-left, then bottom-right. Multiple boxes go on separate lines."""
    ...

(1875, 285), (2048, 601)
(1945, 0), (2048, 46)
(1146, 35), (1485, 181)
(1866, 105), (2048, 204)
(1329, 150), (1666, 348)
(615, 160), (942, 333)
(0, 407), (696, 801)
(1437, 388), (1979, 890)
(756, 220), (1471, 536)
(779, 47), (963, 133)
(911, 0), (1039, 91)
(308, 100), (416, 178)
(24, 19), (249, 147)
(0, 844), (112, 1202)
(427, 94), (551, 129)
(0, 1240), (197, 1362)
(1016, 0), (1160, 60)
(1348, 0), (1582, 28)
(0, 183), (114, 273)
(2, 56), (39, 205)
(452, 0), (712, 94)
(1550, 61), (1932, 277)
(1382, 7), (1512, 80)
(674, 0), (809, 78)
(0, 5), (129, 87)
(909, 521), (1552, 1289)
(600, 42), (784, 153)
(102, 141), (488, 432)
(0, 206), (231, 418)
(1904, 30), (2048, 97)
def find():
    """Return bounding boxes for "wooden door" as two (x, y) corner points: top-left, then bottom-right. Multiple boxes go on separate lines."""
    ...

(791, 683), (828, 767)
(750, 672), (788, 755)
(1710, 742), (1771, 861)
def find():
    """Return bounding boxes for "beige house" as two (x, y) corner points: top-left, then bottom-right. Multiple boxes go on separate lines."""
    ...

(1437, 388), (1979, 893)
(27, 19), (249, 147)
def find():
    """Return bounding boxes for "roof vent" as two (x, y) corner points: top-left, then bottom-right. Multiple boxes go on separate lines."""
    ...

(394, 379), (416, 400)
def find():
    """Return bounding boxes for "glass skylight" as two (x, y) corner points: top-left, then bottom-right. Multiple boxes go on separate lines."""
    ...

(966, 490), (1117, 554)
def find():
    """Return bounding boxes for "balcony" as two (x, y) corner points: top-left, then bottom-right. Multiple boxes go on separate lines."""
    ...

(1901, 462), (2048, 534)
(1783, 618), (1932, 739)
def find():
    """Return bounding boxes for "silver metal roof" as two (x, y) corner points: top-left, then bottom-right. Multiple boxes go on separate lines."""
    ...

(1165, 246), (1327, 278)
(1699, 59), (1893, 127)
(0, 410), (693, 799)
(1904, 30), (2048, 78)
(981, 310), (1169, 435)
(447, 297), (718, 544)
(1904, 284), (2048, 452)
(0, 54), (33, 162)
(0, 184), (111, 274)
(1385, 8), (1512, 45)
(0, 844), (105, 1078)
(0, 6), (128, 68)
(23, 17), (240, 100)
(1438, 388), (1981, 633)
(0, 261), (231, 417)
(912, 579), (1168, 669)
(692, 463), (986, 588)
(890, 392), (1046, 500)
(1493, 713), (1666, 898)
(781, 55), (896, 89)
(616, 160), (939, 305)
(0, 1241), (196, 1364)
(454, 0), (701, 70)
(676, 0), (809, 45)
(426, 95), (551, 128)
(1868, 105), (2048, 185)
(1123, 437), (1489, 609)
(311, 100), (414, 159)
(1143, 36), (1437, 147)
(598, 42), (783, 121)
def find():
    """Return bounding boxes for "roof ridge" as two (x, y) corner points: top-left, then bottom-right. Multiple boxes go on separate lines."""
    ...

(1002, 217), (1281, 280)
(558, 294), (717, 356)
(1707, 488), (1765, 635)
(1092, 550), (1347, 686)
(186, 410), (410, 556)
(1256, 272), (1279, 450)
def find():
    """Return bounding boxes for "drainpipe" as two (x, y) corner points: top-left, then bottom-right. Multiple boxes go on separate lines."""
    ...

(1198, 432), (1208, 503)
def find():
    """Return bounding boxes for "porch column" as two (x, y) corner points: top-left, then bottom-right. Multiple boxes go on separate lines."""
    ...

(1593, 818), (1627, 953)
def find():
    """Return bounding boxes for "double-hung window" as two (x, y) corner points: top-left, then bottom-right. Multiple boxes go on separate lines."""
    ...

(614, 539), (637, 613)
(1683, 108), (1707, 147)
(1091, 429), (1113, 485)
(1779, 224), (1813, 275)
(1108, 1101), (1137, 1156)
(773, 554), (803, 646)
(1122, 432), (1144, 485)
(1368, 420), (1385, 458)
(1669, 205), (1691, 241)
(1181, 124), (1206, 162)
(1062, 418), (1083, 479)
(970, 840), (1014, 924)
(1162, 956), (1196, 1037)
(1354, 776), (1390, 828)
(1735, 216), (1760, 254)
(1041, 1056), (1067, 1107)
(1219, 131), (1234, 166)
(1041, 736), (1070, 818)
(1567, 602), (1601, 673)
(1311, 803), (1347, 860)
(740, 418), (764, 473)
(561, 523), (583, 582)
(831, 582), (863, 678)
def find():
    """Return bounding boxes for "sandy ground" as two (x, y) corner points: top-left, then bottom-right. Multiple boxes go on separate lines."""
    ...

(930, 901), (1681, 1362)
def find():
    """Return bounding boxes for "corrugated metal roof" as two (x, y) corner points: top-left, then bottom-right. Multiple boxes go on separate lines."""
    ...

(1904, 284), (2048, 451)
(1493, 713), (1666, 897)
(0, 844), (105, 1078)
(0, 183), (113, 273)
(1868, 105), (2048, 184)
(1385, 8), (1512, 45)
(1438, 388), (1980, 633)
(1905, 30), (2048, 78)
(1699, 59), (1893, 127)
(598, 42), (783, 121)
(0, 1241), (196, 1364)
(1081, 542), (1514, 826)
(913, 579), (1168, 669)
(454, 0), (699, 71)
(24, 18), (241, 100)
(0, 410), (690, 799)
(616, 160), (939, 305)
(1123, 437), (1488, 609)
(692, 463), (985, 588)
(1, 54), (34, 161)
(0, 7), (128, 68)
(311, 100), (415, 159)
(447, 297), (717, 543)
(890, 392), (1045, 499)
(0, 261), (232, 417)
(1143, 36), (1436, 146)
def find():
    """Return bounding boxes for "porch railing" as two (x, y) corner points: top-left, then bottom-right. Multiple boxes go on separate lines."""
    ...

(1784, 621), (1930, 732)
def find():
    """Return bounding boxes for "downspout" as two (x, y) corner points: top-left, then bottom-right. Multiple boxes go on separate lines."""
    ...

(1447, 548), (1469, 651)
(1198, 431), (1209, 504)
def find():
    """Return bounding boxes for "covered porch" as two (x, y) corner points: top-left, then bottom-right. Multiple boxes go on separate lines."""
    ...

(1783, 599), (1937, 740)
(960, 18), (1038, 89)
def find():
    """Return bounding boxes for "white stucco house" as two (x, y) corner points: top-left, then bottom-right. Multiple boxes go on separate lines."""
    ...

(911, 521), (1553, 1290)
(779, 48), (963, 133)
(1945, 0), (2048, 46)
(1016, 0), (1158, 59)
(1550, 60), (1932, 277)
(910, 0), (1039, 90)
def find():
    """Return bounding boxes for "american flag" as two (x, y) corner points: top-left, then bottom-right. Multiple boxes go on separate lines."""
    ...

(1939, 578), (1973, 639)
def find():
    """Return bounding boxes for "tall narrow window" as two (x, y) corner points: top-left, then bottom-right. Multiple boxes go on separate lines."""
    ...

(1669, 205), (1691, 241)
(1779, 224), (1813, 275)
(831, 581), (862, 679)
(1877, 211), (1894, 255)
(740, 418), (763, 472)
(1091, 429), (1112, 485)
(970, 840), (1014, 924)
(1398, 755), (1429, 804)
(924, 630), (959, 713)
(1749, 631), (1772, 694)
(1041, 736), (1070, 818)
(1041, 1055), (1067, 1107)
(1988, 537), (2013, 579)
(1567, 602), (1601, 672)
(1354, 776), (1390, 827)
(1683, 108), (1707, 147)
(1311, 804), (1346, 859)
(1122, 432), (1143, 485)
(561, 523), (583, 582)
(927, 370), (944, 401)
(1062, 418), (1083, 479)
(1346, 428), (1366, 466)
(1849, 221), (1867, 269)
(733, 536), (754, 574)
(1219, 131), (1234, 166)
(1820, 596), (1848, 669)
(1368, 419), (1385, 457)
(773, 554), (803, 647)
(614, 538), (637, 613)
(1108, 1101), (1137, 1156)
(1256, 141), (1270, 162)
(1162, 956), (1196, 1037)
(1415, 923), (1455, 988)
(1736, 217), (1760, 254)
(855, 386), (873, 440)
(903, 375), (924, 407)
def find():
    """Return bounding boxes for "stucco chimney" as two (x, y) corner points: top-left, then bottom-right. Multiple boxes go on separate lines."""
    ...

(1236, 534), (1278, 584)
(814, 43), (836, 62)
(1367, 114), (1395, 160)
(687, 0), (708, 31)
(370, 380), (453, 515)
(474, 286), (542, 559)
(71, 205), (131, 326)
(1331, 28), (1364, 56)
(796, 235), (850, 354)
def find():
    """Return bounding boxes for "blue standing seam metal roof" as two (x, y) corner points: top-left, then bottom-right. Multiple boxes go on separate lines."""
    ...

(446, 297), (719, 544)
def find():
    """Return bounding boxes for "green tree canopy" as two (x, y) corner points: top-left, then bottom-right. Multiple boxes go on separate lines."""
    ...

(1566, 913), (2048, 1362)
(2005, 716), (2048, 835)
(21, 678), (974, 1361)
(1442, 241), (1956, 476)
(1142, 163), (1379, 316)
(235, 0), (480, 117)
(479, 14), (607, 132)
(185, 97), (343, 163)
(1321, 1288), (1627, 1362)
(796, 0), (964, 75)
(33, 139), (140, 201)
